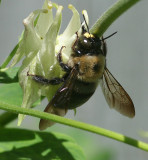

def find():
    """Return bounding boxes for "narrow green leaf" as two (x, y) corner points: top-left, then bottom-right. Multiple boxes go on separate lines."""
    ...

(0, 44), (19, 69)
(0, 128), (86, 160)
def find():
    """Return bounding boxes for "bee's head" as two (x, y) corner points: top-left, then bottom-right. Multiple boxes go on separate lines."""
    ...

(78, 32), (102, 55)
(72, 13), (117, 57)
(73, 14), (102, 56)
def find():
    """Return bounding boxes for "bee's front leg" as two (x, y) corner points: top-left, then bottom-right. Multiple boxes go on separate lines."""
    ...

(57, 46), (71, 73)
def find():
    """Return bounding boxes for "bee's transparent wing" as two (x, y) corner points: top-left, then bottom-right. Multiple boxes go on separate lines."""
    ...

(39, 67), (78, 130)
(100, 68), (135, 118)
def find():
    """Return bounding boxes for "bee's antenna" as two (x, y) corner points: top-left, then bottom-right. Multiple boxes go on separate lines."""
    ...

(82, 12), (90, 33)
(102, 31), (117, 41)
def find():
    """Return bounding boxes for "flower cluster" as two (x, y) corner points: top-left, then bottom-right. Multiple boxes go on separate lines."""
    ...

(10, 0), (89, 125)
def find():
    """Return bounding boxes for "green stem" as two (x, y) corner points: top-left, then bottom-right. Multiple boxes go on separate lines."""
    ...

(0, 102), (147, 152)
(90, 0), (140, 36)
(0, 96), (45, 127)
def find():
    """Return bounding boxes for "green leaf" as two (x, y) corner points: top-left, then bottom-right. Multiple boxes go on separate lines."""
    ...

(0, 67), (22, 126)
(0, 67), (44, 126)
(92, 149), (115, 160)
(0, 83), (22, 106)
(0, 67), (21, 106)
(0, 128), (86, 160)
(0, 67), (19, 83)
(0, 67), (22, 110)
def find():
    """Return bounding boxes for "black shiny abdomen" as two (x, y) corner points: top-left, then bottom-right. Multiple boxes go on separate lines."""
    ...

(69, 80), (98, 109)
(54, 79), (99, 109)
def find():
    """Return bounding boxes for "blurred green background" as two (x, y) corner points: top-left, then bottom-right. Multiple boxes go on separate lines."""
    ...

(0, 0), (148, 159)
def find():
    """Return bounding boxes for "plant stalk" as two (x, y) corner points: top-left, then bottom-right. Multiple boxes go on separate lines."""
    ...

(90, 0), (140, 37)
(0, 102), (147, 152)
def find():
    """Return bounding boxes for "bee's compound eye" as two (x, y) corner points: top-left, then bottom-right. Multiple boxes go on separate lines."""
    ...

(83, 38), (89, 44)
(80, 36), (91, 48)
(93, 64), (100, 72)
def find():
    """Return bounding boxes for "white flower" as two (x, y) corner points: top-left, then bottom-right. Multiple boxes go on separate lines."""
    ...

(10, 0), (89, 126)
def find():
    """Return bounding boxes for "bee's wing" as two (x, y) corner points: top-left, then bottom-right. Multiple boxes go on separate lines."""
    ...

(100, 68), (135, 118)
(39, 67), (78, 130)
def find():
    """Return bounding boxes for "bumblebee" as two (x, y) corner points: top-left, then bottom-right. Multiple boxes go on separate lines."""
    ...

(28, 15), (135, 130)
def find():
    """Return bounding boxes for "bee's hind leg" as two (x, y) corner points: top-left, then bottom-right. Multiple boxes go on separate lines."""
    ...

(27, 45), (71, 85)
(27, 71), (65, 85)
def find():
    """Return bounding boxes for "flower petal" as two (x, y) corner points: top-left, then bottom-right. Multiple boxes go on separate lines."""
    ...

(38, 5), (64, 99)
(61, 4), (81, 40)
(35, 0), (53, 38)
(10, 9), (48, 67)
(18, 4), (64, 125)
